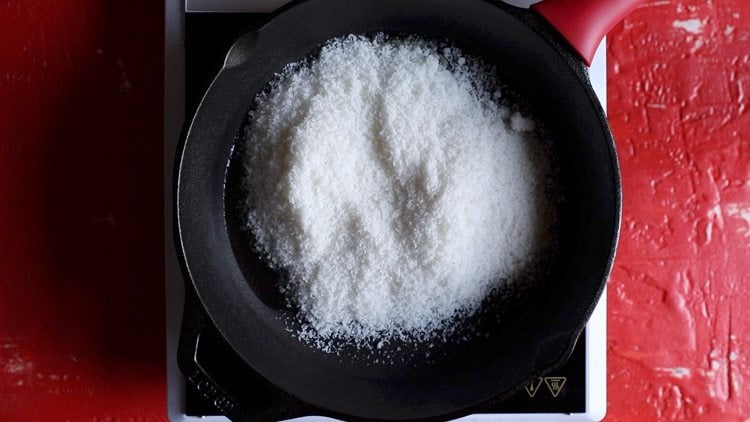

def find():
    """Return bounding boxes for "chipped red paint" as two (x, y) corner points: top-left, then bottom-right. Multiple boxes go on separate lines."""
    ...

(608, 0), (750, 420)
(0, 0), (748, 420)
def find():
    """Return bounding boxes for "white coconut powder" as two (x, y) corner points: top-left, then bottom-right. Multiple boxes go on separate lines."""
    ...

(243, 35), (558, 349)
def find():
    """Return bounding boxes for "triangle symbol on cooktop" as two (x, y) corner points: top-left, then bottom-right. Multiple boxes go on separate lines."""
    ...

(544, 376), (567, 397)
(524, 377), (544, 398)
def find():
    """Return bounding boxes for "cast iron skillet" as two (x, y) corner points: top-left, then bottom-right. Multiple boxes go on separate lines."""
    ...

(176, 0), (635, 419)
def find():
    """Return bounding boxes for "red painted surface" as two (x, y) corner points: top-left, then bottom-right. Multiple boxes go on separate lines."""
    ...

(608, 0), (750, 420)
(0, 0), (748, 420)
(0, 0), (166, 420)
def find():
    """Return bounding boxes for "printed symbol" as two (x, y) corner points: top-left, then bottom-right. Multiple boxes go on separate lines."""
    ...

(544, 376), (567, 397)
(525, 377), (544, 397)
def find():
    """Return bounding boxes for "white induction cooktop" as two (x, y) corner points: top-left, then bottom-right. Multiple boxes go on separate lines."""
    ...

(164, 1), (607, 420)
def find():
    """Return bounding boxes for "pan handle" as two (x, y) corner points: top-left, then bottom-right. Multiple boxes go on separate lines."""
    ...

(177, 291), (247, 420)
(531, 0), (643, 66)
(224, 31), (260, 68)
(178, 288), (323, 421)
(181, 334), (247, 420)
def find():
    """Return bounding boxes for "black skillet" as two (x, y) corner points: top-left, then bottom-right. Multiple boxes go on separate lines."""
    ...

(176, 0), (637, 419)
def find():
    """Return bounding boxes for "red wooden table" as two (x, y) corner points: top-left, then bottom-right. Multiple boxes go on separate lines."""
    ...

(1, 1), (748, 420)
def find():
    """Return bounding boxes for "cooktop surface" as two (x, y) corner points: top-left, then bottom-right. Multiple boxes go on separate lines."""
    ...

(164, 2), (607, 420)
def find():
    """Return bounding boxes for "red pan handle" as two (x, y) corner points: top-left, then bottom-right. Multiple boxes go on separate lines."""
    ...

(532, 0), (643, 66)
